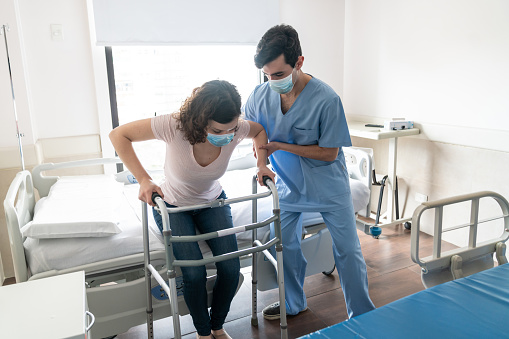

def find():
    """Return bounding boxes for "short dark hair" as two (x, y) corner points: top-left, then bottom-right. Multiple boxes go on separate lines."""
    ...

(174, 80), (241, 145)
(254, 24), (302, 69)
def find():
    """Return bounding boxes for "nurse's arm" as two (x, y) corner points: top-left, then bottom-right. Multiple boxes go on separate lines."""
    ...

(260, 142), (339, 162)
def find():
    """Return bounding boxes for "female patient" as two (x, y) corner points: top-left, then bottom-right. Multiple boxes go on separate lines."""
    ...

(110, 80), (274, 339)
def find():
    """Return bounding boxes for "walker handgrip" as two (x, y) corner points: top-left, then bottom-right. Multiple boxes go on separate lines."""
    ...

(262, 176), (272, 186)
(151, 192), (162, 204)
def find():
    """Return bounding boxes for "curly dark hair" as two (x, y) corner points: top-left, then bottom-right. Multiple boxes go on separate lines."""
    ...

(254, 24), (302, 69)
(173, 80), (242, 145)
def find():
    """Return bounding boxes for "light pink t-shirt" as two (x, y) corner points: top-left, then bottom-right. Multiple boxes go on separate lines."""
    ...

(151, 114), (250, 206)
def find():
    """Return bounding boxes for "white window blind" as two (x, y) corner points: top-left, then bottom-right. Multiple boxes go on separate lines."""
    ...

(92, 0), (280, 45)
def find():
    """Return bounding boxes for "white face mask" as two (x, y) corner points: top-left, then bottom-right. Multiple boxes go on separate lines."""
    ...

(269, 70), (295, 94)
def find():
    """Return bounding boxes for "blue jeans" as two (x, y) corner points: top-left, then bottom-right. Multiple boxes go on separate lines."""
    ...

(152, 191), (240, 336)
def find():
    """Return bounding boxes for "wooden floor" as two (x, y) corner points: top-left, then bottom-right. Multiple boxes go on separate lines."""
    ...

(115, 223), (455, 339)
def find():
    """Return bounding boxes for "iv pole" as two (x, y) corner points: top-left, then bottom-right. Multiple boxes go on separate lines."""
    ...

(1, 24), (25, 171)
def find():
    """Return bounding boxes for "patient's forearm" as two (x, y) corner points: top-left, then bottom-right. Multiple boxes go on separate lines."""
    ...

(253, 130), (269, 168)
(109, 119), (156, 184)
(109, 133), (151, 184)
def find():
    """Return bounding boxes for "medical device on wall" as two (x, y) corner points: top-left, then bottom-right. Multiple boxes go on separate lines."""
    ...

(1, 24), (25, 170)
(384, 118), (414, 131)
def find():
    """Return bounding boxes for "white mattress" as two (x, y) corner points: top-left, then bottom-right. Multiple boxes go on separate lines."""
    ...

(24, 179), (165, 276)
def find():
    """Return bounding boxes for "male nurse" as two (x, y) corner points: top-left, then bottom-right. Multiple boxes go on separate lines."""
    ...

(243, 24), (376, 320)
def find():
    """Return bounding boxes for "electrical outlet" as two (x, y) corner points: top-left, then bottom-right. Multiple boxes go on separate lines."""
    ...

(415, 193), (428, 203)
(51, 24), (64, 41)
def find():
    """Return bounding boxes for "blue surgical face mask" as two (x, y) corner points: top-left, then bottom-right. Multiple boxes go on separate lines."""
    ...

(269, 70), (295, 94)
(207, 132), (234, 147)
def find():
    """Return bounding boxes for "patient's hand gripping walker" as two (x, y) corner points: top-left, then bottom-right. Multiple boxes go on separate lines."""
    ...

(141, 177), (288, 339)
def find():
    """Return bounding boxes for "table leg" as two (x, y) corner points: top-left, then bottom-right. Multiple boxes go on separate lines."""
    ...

(387, 138), (398, 222)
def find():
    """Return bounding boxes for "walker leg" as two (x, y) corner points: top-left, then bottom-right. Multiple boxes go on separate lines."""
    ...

(145, 273), (154, 339)
(276, 245), (288, 339)
(251, 175), (259, 326)
(142, 201), (154, 339)
(168, 271), (181, 339)
(251, 251), (259, 326)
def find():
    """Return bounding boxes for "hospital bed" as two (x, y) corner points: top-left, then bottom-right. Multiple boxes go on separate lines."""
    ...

(3, 147), (373, 338)
(4, 160), (174, 338)
(299, 191), (509, 338)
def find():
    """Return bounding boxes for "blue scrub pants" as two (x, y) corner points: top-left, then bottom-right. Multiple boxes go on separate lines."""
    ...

(276, 203), (375, 318)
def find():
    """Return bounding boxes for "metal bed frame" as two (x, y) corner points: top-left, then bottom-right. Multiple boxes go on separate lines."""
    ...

(411, 191), (509, 288)
(142, 176), (288, 339)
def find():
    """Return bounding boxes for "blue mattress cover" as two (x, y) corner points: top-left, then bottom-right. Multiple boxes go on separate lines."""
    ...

(300, 263), (509, 339)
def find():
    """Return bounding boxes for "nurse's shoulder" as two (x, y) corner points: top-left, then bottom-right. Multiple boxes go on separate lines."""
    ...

(308, 77), (340, 100)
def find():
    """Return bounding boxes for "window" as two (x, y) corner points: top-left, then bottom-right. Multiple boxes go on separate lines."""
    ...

(109, 45), (261, 170)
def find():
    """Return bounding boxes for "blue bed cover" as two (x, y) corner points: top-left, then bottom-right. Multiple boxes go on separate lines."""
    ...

(300, 263), (509, 339)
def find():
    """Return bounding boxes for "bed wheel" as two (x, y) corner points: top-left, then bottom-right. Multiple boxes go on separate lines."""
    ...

(370, 226), (382, 239)
(404, 221), (412, 230)
(322, 264), (336, 276)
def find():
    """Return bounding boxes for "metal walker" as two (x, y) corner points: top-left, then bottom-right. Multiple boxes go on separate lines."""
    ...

(141, 176), (288, 338)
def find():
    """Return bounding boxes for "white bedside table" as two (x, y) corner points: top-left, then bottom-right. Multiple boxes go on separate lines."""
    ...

(0, 271), (93, 339)
(348, 121), (420, 227)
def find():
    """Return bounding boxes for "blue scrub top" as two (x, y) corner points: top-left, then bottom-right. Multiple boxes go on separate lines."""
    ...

(244, 77), (353, 212)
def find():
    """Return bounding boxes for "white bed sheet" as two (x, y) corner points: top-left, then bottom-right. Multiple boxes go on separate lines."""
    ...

(24, 177), (165, 276)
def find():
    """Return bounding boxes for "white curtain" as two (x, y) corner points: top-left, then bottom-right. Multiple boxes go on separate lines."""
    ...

(92, 0), (280, 45)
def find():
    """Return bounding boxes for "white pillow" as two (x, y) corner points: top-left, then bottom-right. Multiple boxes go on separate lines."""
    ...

(21, 220), (121, 239)
(23, 175), (124, 239)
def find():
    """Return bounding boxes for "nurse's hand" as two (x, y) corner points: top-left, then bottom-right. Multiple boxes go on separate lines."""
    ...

(257, 165), (276, 186)
(139, 178), (164, 207)
(259, 142), (280, 157)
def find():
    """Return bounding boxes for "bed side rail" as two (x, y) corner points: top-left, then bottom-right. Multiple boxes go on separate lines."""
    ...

(343, 147), (372, 188)
(28, 250), (167, 282)
(32, 157), (123, 197)
(411, 191), (509, 287)
(343, 147), (373, 218)
(3, 170), (35, 282)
